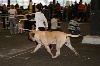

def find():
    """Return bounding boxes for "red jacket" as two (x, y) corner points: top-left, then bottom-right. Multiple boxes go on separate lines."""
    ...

(78, 3), (85, 12)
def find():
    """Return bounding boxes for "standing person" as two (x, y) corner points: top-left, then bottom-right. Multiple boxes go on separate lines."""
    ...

(8, 5), (17, 34)
(34, 4), (53, 50)
(78, 2), (85, 22)
(35, 4), (48, 31)
(32, 3), (36, 13)
(48, 2), (55, 19)
(55, 1), (61, 20)
(2, 5), (8, 28)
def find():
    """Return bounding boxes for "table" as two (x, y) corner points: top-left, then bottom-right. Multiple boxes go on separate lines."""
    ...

(16, 14), (24, 17)
(20, 19), (36, 30)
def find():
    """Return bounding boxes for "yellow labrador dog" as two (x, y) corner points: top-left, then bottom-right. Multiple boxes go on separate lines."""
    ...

(29, 30), (79, 58)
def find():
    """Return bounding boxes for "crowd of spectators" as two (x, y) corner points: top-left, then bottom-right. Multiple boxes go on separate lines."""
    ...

(30, 1), (91, 22)
(0, 1), (91, 30)
(45, 1), (91, 22)
(0, 1), (91, 21)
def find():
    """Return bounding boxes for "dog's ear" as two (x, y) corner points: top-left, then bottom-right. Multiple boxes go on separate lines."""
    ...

(28, 35), (33, 42)
(29, 31), (35, 37)
(28, 32), (35, 42)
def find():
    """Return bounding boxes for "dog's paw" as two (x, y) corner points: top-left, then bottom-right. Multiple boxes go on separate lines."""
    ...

(75, 53), (80, 57)
(30, 51), (35, 53)
(52, 56), (57, 58)
(30, 52), (33, 53)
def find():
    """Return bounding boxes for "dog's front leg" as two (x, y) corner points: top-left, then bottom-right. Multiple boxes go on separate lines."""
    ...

(45, 45), (54, 58)
(31, 44), (42, 53)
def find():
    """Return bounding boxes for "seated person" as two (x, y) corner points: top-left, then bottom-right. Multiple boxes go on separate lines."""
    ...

(50, 15), (61, 31)
(68, 17), (80, 35)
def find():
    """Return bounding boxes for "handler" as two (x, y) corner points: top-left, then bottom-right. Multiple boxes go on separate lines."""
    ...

(34, 4), (53, 50)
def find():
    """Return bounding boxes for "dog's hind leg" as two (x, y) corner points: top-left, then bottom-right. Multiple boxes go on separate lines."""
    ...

(65, 37), (79, 56)
(31, 44), (42, 53)
(44, 45), (54, 58)
(53, 44), (61, 58)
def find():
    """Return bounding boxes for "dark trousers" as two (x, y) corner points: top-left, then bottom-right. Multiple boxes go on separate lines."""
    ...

(78, 12), (84, 21)
(69, 30), (80, 35)
(35, 27), (52, 49)
(38, 27), (45, 31)
(3, 17), (5, 28)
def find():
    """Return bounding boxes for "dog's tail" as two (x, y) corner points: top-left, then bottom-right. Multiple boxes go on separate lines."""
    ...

(66, 34), (80, 37)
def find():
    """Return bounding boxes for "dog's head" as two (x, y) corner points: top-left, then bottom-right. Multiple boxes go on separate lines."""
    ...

(28, 30), (36, 41)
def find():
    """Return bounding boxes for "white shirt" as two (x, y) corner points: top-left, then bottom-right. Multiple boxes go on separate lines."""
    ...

(35, 12), (48, 31)
(8, 9), (16, 18)
(51, 18), (58, 29)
